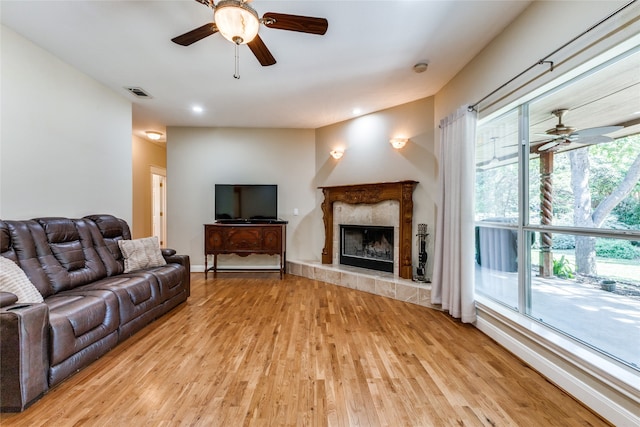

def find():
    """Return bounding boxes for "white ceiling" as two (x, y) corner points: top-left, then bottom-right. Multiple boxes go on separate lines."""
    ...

(0, 0), (533, 141)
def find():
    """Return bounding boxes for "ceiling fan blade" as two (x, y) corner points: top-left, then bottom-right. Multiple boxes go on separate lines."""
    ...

(571, 125), (624, 138)
(476, 159), (493, 167)
(262, 12), (328, 35)
(172, 23), (218, 46)
(498, 152), (519, 161)
(195, 0), (214, 7)
(538, 140), (560, 151)
(577, 135), (614, 145)
(476, 152), (518, 168)
(247, 34), (276, 66)
(529, 138), (555, 145)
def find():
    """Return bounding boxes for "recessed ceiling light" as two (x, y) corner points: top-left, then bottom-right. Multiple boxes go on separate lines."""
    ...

(145, 131), (163, 141)
(192, 105), (204, 113)
(352, 108), (362, 115)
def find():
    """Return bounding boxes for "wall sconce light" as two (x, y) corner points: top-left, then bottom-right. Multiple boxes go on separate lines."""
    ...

(146, 131), (163, 141)
(390, 137), (408, 149)
(329, 149), (344, 159)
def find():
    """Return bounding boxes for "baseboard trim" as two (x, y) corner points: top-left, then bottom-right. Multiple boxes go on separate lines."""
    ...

(191, 264), (280, 273)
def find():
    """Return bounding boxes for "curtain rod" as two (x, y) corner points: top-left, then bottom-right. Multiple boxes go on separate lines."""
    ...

(467, 0), (638, 112)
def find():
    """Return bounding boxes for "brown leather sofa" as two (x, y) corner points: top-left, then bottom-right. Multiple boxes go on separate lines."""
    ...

(0, 214), (190, 412)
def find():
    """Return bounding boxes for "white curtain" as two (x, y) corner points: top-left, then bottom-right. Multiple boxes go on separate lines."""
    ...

(431, 105), (477, 323)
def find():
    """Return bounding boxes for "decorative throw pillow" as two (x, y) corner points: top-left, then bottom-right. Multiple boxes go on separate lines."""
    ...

(118, 236), (166, 273)
(0, 256), (44, 303)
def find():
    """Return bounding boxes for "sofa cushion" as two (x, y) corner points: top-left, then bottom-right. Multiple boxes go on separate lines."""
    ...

(2, 221), (56, 298)
(84, 215), (131, 276)
(85, 214), (129, 239)
(118, 237), (166, 273)
(84, 217), (125, 276)
(0, 257), (44, 304)
(78, 275), (161, 326)
(31, 218), (108, 293)
(143, 263), (186, 302)
(38, 218), (86, 272)
(46, 290), (119, 366)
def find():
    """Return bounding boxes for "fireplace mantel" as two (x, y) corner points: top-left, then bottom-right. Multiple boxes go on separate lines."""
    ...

(319, 181), (418, 279)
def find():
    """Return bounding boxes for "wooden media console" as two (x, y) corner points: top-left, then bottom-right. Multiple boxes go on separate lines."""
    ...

(204, 222), (287, 277)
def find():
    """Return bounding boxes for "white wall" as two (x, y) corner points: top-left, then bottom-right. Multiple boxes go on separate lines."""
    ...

(314, 97), (437, 278)
(166, 127), (316, 267)
(0, 25), (132, 221)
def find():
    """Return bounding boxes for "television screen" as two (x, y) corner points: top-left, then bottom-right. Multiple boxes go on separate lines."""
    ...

(215, 184), (278, 221)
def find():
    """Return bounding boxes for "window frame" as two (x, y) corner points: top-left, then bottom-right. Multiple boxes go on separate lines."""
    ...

(474, 45), (640, 395)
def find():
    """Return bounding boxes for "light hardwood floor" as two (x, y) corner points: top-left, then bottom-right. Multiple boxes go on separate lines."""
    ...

(2, 273), (609, 426)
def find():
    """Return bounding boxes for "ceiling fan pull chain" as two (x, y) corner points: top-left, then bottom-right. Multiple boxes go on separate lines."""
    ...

(233, 43), (240, 79)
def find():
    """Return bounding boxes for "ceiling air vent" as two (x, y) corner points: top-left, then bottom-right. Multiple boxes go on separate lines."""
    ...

(125, 86), (153, 99)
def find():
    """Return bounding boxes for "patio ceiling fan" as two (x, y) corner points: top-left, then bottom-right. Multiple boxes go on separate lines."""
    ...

(476, 137), (518, 169)
(171, 0), (328, 69)
(532, 109), (623, 153)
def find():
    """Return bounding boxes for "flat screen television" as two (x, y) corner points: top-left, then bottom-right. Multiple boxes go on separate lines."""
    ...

(215, 184), (278, 222)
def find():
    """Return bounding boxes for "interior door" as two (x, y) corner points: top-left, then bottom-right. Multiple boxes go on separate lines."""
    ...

(151, 167), (167, 247)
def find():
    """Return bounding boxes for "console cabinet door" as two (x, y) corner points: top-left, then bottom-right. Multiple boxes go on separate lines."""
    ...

(206, 227), (224, 252)
(226, 227), (262, 251)
(263, 228), (281, 252)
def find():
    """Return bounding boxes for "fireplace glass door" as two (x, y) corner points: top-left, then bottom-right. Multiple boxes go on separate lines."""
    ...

(340, 225), (394, 272)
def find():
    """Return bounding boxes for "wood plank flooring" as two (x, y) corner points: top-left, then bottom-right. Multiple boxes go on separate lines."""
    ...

(1, 273), (609, 426)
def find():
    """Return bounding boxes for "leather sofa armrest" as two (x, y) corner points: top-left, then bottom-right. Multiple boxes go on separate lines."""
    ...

(0, 292), (18, 308)
(163, 254), (191, 297)
(161, 248), (176, 257)
(1, 303), (50, 412)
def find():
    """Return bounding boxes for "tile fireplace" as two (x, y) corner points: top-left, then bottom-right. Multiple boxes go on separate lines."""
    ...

(319, 181), (418, 279)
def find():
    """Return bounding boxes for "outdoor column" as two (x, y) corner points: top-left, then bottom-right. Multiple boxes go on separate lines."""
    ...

(539, 151), (554, 277)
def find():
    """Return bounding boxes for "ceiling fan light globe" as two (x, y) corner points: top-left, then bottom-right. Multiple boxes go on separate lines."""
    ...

(215, 0), (260, 45)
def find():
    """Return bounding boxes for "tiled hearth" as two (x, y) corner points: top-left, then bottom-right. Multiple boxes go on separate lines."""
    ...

(286, 260), (436, 309)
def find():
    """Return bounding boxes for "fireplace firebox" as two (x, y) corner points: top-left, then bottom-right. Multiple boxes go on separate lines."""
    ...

(340, 225), (394, 273)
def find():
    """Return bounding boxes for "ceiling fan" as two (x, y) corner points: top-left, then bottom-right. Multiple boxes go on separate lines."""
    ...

(533, 109), (623, 153)
(172, 0), (328, 70)
(476, 137), (518, 169)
